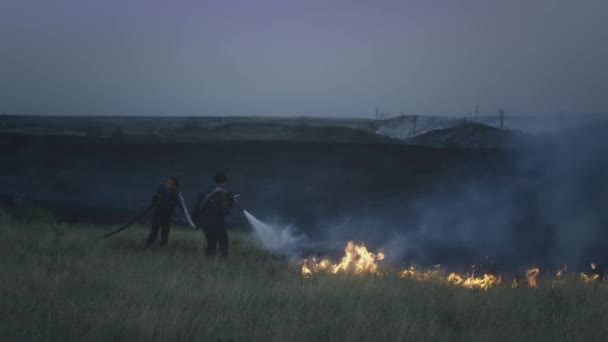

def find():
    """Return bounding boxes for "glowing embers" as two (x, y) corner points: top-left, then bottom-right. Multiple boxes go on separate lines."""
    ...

(581, 262), (601, 283)
(399, 264), (441, 281)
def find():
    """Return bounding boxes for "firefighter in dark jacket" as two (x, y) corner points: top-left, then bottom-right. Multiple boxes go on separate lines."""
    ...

(147, 177), (192, 247)
(195, 172), (236, 257)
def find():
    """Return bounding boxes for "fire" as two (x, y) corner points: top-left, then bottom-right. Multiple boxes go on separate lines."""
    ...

(301, 257), (332, 276)
(527, 268), (540, 288)
(446, 272), (501, 290)
(301, 242), (606, 290)
(301, 241), (385, 276)
(301, 261), (312, 277)
(399, 265), (500, 290)
(552, 265), (568, 287)
(580, 273), (600, 283)
(580, 262), (600, 283)
(399, 264), (442, 281)
(330, 241), (385, 274)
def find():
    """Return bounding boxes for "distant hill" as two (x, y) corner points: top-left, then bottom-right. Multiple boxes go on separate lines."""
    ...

(376, 116), (464, 140)
(375, 113), (608, 139)
(0, 115), (388, 143)
(165, 122), (398, 143)
(404, 123), (523, 149)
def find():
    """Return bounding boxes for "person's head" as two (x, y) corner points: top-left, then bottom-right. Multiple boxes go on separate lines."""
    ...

(213, 172), (228, 186)
(165, 177), (180, 191)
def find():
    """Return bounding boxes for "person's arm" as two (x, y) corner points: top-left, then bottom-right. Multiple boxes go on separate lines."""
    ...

(199, 192), (214, 212)
(149, 186), (162, 208)
(232, 194), (243, 211)
(177, 192), (196, 228)
(221, 191), (236, 216)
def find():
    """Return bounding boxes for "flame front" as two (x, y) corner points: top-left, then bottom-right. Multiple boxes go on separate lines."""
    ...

(527, 267), (540, 288)
(301, 243), (605, 290)
(398, 264), (442, 281)
(301, 241), (385, 276)
(301, 260), (313, 277)
(446, 272), (501, 290)
(398, 265), (500, 290)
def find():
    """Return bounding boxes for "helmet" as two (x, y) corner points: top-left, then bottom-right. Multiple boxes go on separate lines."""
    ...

(213, 172), (228, 184)
(168, 177), (181, 187)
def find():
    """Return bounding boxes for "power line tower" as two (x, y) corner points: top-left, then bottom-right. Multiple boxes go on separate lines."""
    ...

(411, 115), (418, 136)
(498, 109), (505, 130)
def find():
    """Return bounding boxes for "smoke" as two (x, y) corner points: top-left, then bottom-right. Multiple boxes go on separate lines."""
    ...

(305, 122), (608, 272)
(3, 119), (606, 271)
(243, 210), (308, 256)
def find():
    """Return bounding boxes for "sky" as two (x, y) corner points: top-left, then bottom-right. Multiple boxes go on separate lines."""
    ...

(1, 0), (607, 117)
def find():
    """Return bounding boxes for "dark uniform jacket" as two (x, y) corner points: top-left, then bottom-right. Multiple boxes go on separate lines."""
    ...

(194, 186), (234, 231)
(150, 186), (180, 218)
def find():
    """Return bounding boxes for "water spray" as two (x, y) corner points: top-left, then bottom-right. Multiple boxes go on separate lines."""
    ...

(236, 195), (306, 256)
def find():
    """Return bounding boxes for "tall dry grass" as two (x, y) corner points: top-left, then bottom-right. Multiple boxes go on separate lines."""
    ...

(1, 209), (607, 341)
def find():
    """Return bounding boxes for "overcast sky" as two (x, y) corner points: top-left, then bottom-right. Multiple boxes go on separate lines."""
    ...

(1, 0), (607, 117)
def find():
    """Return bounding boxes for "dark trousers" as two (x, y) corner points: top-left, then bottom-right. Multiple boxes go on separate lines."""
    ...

(203, 227), (229, 257)
(147, 214), (171, 246)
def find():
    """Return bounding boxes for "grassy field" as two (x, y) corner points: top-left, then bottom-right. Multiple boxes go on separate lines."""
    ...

(2, 209), (608, 341)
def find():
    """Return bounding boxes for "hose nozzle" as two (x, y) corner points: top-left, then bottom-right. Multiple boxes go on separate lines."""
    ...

(233, 194), (244, 210)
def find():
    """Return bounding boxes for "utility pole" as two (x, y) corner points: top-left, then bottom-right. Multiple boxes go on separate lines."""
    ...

(498, 109), (505, 130)
(411, 115), (418, 136)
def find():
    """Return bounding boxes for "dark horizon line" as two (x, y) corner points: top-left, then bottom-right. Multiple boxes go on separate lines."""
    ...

(2, 112), (608, 119)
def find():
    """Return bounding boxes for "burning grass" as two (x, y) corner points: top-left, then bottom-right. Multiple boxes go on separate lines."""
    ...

(2, 210), (608, 341)
(300, 242), (606, 293)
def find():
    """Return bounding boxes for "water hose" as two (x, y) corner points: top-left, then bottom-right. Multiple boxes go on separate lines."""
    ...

(103, 205), (154, 238)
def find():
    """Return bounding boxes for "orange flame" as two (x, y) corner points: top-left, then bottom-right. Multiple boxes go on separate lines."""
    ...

(398, 264), (442, 281)
(526, 268), (540, 288)
(302, 243), (605, 290)
(446, 272), (501, 290)
(580, 262), (600, 283)
(301, 261), (313, 278)
(580, 273), (600, 283)
(301, 241), (385, 276)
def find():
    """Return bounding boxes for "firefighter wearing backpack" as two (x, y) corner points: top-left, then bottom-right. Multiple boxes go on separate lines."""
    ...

(194, 172), (237, 257)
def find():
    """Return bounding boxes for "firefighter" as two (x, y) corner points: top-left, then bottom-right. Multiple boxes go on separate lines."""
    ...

(146, 177), (187, 247)
(195, 172), (237, 257)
